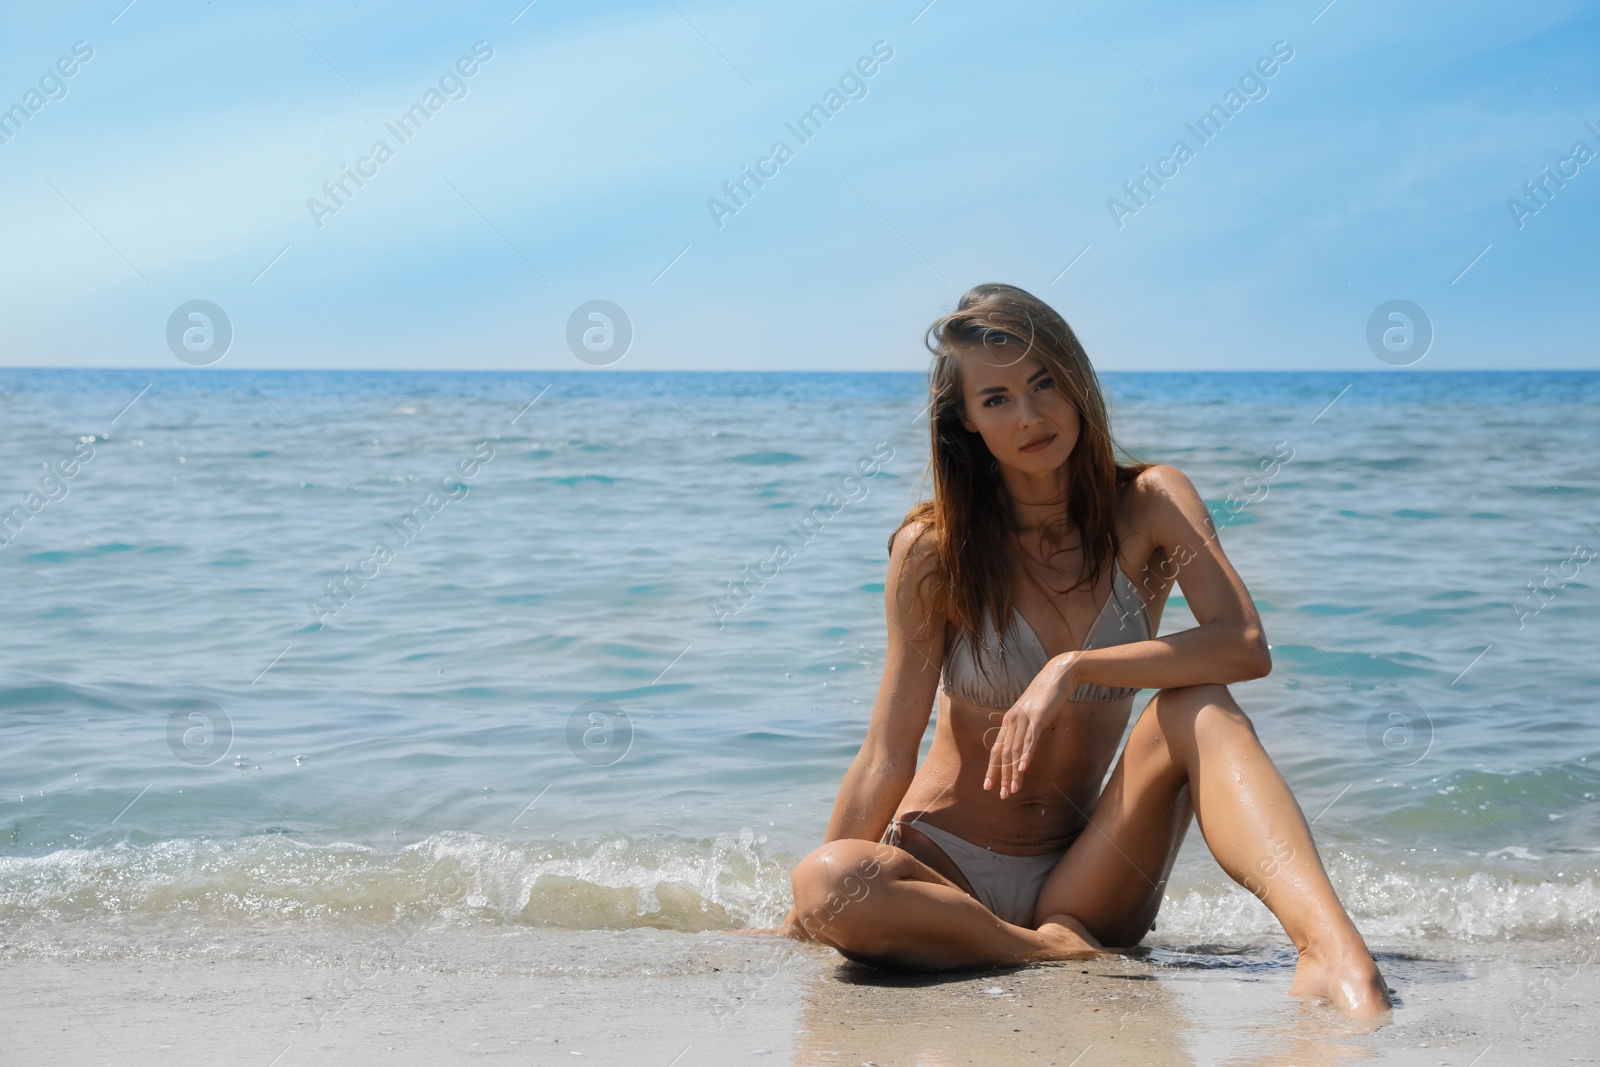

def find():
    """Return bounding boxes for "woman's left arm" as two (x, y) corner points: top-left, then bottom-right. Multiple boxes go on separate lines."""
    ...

(985, 465), (1271, 798)
(1062, 464), (1272, 693)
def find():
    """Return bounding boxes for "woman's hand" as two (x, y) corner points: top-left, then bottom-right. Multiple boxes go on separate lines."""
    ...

(984, 652), (1082, 798)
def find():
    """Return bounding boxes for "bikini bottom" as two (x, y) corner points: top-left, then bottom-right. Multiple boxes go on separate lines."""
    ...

(880, 813), (1069, 928)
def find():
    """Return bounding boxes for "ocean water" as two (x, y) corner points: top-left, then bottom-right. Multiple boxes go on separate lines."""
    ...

(1, 369), (1597, 961)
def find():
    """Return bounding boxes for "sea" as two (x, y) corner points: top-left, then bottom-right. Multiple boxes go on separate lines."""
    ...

(1, 369), (1596, 965)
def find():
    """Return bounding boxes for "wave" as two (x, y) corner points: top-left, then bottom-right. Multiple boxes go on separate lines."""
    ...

(1, 833), (1595, 949)
(0, 830), (790, 935)
(1156, 850), (1600, 944)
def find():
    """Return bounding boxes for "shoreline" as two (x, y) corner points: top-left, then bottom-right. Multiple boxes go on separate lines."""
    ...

(3, 926), (1594, 1065)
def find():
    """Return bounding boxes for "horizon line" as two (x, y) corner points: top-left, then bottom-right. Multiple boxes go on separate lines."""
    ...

(2, 366), (1596, 375)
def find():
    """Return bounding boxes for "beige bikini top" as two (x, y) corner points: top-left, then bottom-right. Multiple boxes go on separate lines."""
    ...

(938, 560), (1151, 707)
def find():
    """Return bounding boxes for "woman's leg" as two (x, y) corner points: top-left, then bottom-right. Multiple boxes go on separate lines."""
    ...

(1033, 683), (1391, 1016)
(788, 838), (1102, 970)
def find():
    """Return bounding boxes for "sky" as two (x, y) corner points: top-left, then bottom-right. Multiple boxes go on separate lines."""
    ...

(0, 0), (1595, 371)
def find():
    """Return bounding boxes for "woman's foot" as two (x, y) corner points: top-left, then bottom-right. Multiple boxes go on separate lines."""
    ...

(726, 906), (807, 939)
(1031, 912), (1109, 961)
(1288, 939), (1393, 1017)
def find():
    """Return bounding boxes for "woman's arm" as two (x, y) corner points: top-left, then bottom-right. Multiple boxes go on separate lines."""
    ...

(985, 464), (1271, 798)
(765, 522), (945, 934)
(821, 520), (946, 843)
(1056, 464), (1271, 693)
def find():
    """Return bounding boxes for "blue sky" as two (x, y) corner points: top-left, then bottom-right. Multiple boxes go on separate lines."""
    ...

(0, 0), (1595, 371)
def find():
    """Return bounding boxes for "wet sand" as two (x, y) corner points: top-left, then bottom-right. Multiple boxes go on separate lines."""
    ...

(2, 925), (1596, 1065)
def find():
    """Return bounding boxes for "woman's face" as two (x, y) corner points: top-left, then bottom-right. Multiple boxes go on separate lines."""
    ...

(955, 343), (1079, 474)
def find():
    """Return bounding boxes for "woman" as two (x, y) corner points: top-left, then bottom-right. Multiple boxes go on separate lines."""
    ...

(776, 283), (1390, 1017)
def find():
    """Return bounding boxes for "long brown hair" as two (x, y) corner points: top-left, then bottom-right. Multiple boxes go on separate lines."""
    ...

(889, 283), (1147, 653)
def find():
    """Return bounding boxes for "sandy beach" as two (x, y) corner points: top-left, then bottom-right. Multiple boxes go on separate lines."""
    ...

(3, 923), (1595, 1065)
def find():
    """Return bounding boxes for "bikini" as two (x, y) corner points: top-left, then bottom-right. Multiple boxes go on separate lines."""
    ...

(880, 560), (1153, 927)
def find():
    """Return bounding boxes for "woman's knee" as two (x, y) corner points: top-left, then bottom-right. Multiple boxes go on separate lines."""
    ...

(1147, 684), (1257, 753)
(789, 839), (897, 945)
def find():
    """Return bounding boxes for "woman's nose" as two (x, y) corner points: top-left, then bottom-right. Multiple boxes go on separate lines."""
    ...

(1014, 393), (1041, 425)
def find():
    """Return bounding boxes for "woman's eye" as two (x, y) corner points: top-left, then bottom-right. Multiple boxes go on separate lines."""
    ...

(983, 395), (1005, 407)
(1035, 377), (1055, 391)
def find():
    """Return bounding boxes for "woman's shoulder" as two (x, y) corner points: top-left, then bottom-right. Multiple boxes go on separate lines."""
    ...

(1120, 463), (1210, 539)
(888, 513), (943, 575)
(1125, 463), (1200, 503)
(886, 511), (950, 623)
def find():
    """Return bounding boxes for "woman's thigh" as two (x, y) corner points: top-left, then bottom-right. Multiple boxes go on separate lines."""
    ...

(1031, 688), (1202, 945)
(790, 836), (973, 943)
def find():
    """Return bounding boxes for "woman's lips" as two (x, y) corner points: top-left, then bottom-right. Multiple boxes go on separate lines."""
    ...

(1018, 433), (1056, 453)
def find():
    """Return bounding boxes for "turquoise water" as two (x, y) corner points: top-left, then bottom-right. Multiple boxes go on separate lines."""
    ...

(1, 370), (1597, 951)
